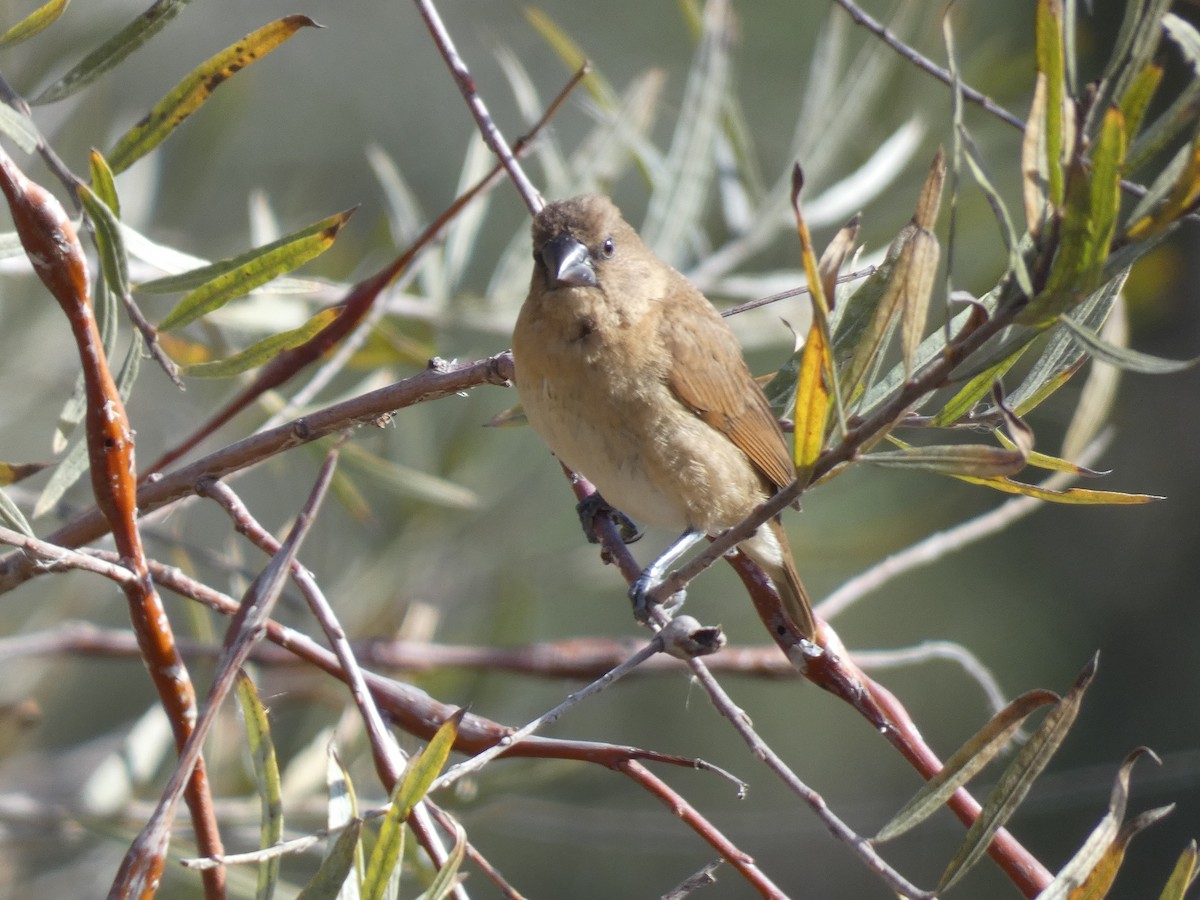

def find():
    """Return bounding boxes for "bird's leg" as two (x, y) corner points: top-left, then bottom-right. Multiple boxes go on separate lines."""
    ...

(576, 493), (642, 545)
(630, 528), (705, 622)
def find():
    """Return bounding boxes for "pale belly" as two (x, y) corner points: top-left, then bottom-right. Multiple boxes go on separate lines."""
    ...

(519, 372), (765, 534)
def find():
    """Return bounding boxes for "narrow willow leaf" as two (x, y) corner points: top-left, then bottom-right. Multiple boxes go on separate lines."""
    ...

(523, 7), (618, 107)
(32, 438), (89, 518)
(182, 308), (340, 377)
(876, 690), (1059, 842)
(939, 657), (1097, 892)
(932, 346), (1024, 427)
(832, 252), (898, 397)
(295, 818), (363, 900)
(790, 168), (834, 479)
(392, 710), (462, 820)
(0, 0), (69, 49)
(1127, 139), (1195, 226)
(418, 820), (467, 900)
(105, 15), (319, 174)
(866, 442), (1026, 478)
(235, 672), (283, 900)
(817, 216), (860, 308)
(1126, 75), (1200, 175)
(1008, 269), (1127, 414)
(1036, 0), (1067, 210)
(1035, 748), (1163, 900)
(325, 743), (360, 835)
(89, 151), (120, 217)
(899, 151), (944, 378)
(1062, 299), (1124, 459)
(1117, 63), (1163, 144)
(0, 104), (41, 153)
(1023, 73), (1052, 234)
(33, 0), (193, 105)
(960, 127), (1034, 297)
(1126, 134), (1200, 241)
(1060, 313), (1200, 374)
(341, 443), (480, 510)
(362, 711), (463, 900)
(1025, 109), (1125, 327)
(1158, 841), (1199, 900)
(155, 209), (353, 330)
(793, 320), (832, 478)
(954, 472), (1160, 504)
(77, 185), (130, 300)
(0, 487), (35, 537)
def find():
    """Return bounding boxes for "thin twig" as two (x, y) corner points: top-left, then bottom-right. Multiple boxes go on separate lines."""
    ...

(198, 471), (406, 790)
(832, 0), (1025, 130)
(818, 430), (1112, 619)
(413, 0), (544, 213)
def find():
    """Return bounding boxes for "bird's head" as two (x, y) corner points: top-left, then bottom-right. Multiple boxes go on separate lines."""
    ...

(531, 195), (633, 291)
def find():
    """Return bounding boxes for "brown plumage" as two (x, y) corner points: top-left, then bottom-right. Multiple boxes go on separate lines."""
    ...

(512, 194), (815, 639)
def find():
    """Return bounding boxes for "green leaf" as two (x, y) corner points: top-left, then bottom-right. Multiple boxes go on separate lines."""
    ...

(33, 0), (194, 105)
(154, 209), (353, 330)
(1007, 268), (1126, 414)
(932, 345), (1024, 427)
(954, 473), (1160, 505)
(876, 690), (1059, 842)
(105, 15), (320, 174)
(88, 151), (120, 217)
(1036, 0), (1067, 209)
(1158, 841), (1199, 900)
(1059, 313), (1200, 374)
(0, 0), (69, 49)
(0, 103), (42, 154)
(295, 819), (363, 900)
(77, 185), (130, 301)
(181, 308), (340, 377)
(940, 657), (1097, 891)
(1021, 109), (1126, 327)
(362, 711), (463, 900)
(416, 820), (466, 900)
(235, 672), (283, 900)
(1117, 63), (1163, 145)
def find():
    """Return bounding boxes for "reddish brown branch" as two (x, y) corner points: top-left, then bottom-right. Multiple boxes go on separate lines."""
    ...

(0, 352), (515, 593)
(0, 147), (224, 899)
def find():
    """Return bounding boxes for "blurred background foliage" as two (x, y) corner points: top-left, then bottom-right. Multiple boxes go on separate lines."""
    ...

(0, 0), (1197, 896)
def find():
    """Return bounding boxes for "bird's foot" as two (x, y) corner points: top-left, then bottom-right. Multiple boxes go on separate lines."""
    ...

(576, 494), (642, 545)
(629, 571), (686, 623)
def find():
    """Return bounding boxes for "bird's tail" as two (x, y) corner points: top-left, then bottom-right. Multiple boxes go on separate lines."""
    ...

(740, 519), (817, 639)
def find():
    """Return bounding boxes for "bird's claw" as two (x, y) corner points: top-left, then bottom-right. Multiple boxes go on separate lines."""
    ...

(629, 572), (685, 623)
(576, 494), (642, 545)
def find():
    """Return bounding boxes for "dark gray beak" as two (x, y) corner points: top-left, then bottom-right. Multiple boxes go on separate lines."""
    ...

(540, 233), (596, 288)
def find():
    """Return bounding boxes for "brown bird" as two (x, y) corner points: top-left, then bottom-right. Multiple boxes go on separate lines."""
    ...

(512, 194), (816, 639)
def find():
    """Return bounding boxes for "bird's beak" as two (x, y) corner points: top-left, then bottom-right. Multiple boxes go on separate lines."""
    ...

(540, 233), (596, 288)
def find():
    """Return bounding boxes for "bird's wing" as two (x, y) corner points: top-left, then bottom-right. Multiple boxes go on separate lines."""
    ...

(660, 291), (796, 492)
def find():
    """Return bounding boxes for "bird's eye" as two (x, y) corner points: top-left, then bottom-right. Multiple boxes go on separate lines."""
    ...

(600, 237), (615, 259)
